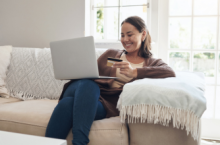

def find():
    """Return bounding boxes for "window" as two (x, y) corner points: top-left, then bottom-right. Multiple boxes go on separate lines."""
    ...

(89, 0), (150, 42)
(158, 0), (220, 139)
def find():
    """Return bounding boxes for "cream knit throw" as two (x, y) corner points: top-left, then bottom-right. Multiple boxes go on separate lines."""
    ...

(117, 72), (206, 141)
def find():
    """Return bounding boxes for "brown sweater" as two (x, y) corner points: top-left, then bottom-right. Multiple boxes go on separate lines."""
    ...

(58, 49), (176, 118)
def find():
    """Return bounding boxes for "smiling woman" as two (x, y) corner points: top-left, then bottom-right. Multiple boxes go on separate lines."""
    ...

(45, 16), (175, 145)
(110, 16), (153, 87)
(120, 16), (152, 59)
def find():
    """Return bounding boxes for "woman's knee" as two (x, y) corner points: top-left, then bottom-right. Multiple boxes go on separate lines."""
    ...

(77, 79), (99, 89)
(64, 79), (100, 101)
(67, 79), (99, 91)
(64, 79), (98, 97)
(77, 79), (100, 94)
(75, 79), (100, 100)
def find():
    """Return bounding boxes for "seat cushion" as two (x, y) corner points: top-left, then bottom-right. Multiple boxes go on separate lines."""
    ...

(0, 97), (22, 104)
(0, 100), (129, 145)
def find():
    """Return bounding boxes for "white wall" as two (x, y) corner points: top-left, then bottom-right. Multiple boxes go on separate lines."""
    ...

(0, 0), (85, 48)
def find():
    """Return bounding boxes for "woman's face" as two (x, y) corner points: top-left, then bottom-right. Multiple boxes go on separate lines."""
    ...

(120, 22), (145, 53)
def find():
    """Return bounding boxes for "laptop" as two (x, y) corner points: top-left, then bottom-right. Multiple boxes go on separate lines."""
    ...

(50, 36), (117, 80)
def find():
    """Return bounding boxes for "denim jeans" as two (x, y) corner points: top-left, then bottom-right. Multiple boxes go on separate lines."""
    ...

(45, 79), (107, 145)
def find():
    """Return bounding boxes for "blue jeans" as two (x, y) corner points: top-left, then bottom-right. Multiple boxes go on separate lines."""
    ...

(45, 79), (107, 145)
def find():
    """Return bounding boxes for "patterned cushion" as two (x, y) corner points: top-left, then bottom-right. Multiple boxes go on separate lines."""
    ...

(5, 48), (68, 100)
(5, 47), (108, 100)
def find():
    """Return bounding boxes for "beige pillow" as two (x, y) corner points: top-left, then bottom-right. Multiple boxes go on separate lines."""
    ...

(0, 45), (12, 98)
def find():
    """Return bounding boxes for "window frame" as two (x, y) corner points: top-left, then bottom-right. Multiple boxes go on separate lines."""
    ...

(158, 0), (220, 140)
(87, 0), (158, 51)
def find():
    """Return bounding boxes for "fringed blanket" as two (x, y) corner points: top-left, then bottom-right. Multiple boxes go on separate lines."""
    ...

(117, 72), (206, 141)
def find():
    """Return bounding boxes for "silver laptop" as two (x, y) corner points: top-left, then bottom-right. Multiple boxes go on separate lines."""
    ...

(50, 36), (117, 80)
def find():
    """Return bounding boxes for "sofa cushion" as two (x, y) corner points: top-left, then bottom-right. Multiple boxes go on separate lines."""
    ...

(5, 48), (68, 100)
(0, 97), (22, 104)
(0, 100), (129, 145)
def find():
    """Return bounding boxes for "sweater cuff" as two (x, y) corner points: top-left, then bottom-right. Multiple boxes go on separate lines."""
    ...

(136, 68), (146, 79)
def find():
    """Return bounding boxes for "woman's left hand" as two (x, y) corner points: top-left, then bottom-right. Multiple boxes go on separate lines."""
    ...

(113, 61), (137, 78)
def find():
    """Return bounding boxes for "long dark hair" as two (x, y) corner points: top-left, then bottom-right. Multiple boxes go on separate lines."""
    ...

(121, 16), (152, 58)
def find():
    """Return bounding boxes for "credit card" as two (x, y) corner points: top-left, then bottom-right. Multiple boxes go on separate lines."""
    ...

(107, 57), (122, 66)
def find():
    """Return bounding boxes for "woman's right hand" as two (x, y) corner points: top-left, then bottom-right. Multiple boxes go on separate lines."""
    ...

(113, 61), (137, 79)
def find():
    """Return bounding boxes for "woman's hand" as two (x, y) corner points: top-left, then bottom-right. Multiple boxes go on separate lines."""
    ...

(113, 61), (137, 78)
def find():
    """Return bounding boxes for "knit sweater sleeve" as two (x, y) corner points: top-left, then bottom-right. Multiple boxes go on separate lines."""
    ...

(136, 58), (176, 79)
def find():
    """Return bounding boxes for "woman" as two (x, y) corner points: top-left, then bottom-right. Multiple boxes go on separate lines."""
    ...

(45, 16), (175, 145)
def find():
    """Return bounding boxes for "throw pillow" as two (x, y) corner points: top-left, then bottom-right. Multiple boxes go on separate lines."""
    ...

(5, 47), (68, 100)
(0, 45), (12, 98)
(5, 47), (108, 100)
